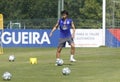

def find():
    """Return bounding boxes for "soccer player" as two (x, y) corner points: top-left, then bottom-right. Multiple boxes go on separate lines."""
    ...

(50, 10), (76, 62)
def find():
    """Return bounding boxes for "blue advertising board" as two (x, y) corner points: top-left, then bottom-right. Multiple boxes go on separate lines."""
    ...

(0, 29), (59, 47)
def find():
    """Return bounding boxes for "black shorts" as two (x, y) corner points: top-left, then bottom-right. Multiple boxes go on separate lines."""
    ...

(58, 37), (74, 48)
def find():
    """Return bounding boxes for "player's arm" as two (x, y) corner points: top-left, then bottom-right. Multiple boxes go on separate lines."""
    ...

(49, 21), (59, 37)
(71, 21), (76, 38)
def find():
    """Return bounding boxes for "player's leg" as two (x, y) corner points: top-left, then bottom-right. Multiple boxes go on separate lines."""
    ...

(67, 37), (76, 62)
(56, 47), (62, 60)
(70, 42), (76, 62)
(70, 42), (75, 55)
(56, 38), (66, 60)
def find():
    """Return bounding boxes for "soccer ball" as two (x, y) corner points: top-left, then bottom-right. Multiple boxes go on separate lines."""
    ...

(62, 67), (71, 75)
(9, 55), (15, 62)
(56, 59), (64, 66)
(2, 72), (12, 80)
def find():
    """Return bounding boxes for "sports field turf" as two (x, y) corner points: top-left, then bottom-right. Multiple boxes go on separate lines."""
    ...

(0, 47), (120, 82)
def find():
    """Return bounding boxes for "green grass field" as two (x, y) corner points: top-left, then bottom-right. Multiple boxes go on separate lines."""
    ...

(0, 47), (120, 82)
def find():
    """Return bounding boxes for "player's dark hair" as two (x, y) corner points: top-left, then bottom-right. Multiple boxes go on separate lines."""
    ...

(61, 10), (69, 15)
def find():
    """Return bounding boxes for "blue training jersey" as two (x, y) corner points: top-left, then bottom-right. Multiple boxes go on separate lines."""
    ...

(58, 18), (72, 38)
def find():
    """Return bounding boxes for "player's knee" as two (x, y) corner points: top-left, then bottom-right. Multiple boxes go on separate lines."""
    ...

(71, 43), (75, 48)
(57, 48), (62, 53)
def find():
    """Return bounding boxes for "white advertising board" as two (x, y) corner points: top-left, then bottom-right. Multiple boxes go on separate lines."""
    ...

(66, 29), (103, 47)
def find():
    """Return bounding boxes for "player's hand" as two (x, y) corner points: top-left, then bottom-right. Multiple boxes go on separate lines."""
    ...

(72, 33), (75, 39)
(49, 32), (53, 37)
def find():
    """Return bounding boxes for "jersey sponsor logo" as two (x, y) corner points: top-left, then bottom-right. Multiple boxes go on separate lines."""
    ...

(62, 25), (68, 30)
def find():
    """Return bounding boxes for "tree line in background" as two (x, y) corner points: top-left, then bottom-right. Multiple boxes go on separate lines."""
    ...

(0, 0), (119, 29)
